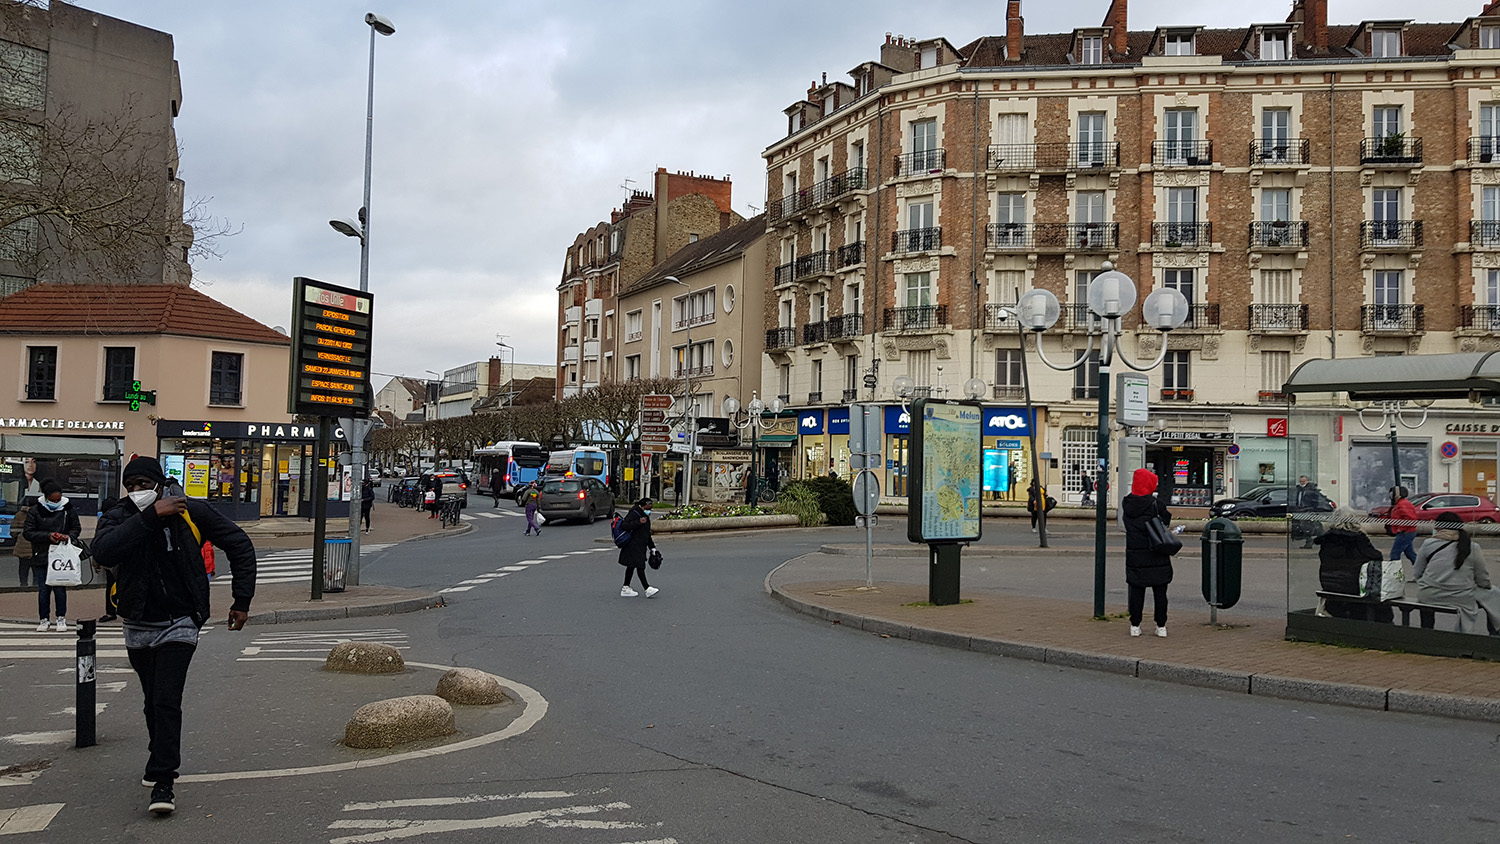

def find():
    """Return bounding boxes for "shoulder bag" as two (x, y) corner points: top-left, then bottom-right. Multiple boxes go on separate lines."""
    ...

(1144, 516), (1183, 557)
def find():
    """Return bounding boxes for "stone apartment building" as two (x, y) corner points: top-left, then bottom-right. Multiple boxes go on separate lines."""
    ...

(763, 0), (1500, 509)
(556, 168), (740, 398)
(0, 0), (191, 294)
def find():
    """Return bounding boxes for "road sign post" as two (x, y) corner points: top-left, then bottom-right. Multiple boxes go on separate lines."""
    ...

(849, 403), (884, 588)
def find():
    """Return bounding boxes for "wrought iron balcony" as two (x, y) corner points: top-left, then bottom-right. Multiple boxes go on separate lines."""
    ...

(1460, 305), (1500, 331)
(1151, 140), (1213, 166)
(1160, 388), (1194, 402)
(986, 222), (1118, 251)
(984, 303), (1018, 330)
(1360, 304), (1424, 334)
(986, 141), (1120, 172)
(1248, 221), (1308, 249)
(810, 167), (868, 206)
(891, 227), (941, 254)
(826, 313), (863, 339)
(1249, 139), (1310, 166)
(1063, 303), (1100, 332)
(794, 250), (832, 280)
(774, 261), (795, 286)
(1179, 304), (1221, 330)
(883, 305), (947, 331)
(1359, 221), (1423, 250)
(807, 391), (823, 404)
(1468, 136), (1500, 165)
(1258, 390), (1289, 404)
(992, 384), (1026, 400)
(777, 393), (790, 405)
(768, 191), (806, 223)
(765, 327), (796, 349)
(802, 321), (827, 345)
(842, 388), (859, 402)
(1249, 304), (1309, 332)
(895, 148), (946, 176)
(1360, 135), (1423, 166)
(1472, 220), (1500, 247)
(837, 240), (865, 267)
(1151, 222), (1212, 248)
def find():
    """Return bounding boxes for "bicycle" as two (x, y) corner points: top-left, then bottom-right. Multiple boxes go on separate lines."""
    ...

(438, 495), (463, 528)
(752, 478), (778, 503)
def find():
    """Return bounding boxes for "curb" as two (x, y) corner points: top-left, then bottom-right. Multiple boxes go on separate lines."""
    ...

(762, 562), (1500, 724)
(248, 594), (446, 625)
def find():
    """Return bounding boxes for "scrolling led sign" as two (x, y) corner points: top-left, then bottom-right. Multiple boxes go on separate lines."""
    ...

(287, 276), (374, 416)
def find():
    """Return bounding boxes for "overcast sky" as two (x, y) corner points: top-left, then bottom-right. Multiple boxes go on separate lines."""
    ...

(89, 0), (1479, 386)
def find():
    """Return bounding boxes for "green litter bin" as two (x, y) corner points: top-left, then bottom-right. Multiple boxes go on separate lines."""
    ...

(1201, 518), (1242, 612)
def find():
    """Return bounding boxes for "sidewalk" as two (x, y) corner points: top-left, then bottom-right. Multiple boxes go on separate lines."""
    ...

(767, 544), (1500, 723)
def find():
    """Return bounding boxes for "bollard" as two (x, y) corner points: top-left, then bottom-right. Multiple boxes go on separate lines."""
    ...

(75, 619), (96, 748)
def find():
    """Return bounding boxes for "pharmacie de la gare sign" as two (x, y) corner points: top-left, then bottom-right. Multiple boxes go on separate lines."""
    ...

(0, 418), (126, 431)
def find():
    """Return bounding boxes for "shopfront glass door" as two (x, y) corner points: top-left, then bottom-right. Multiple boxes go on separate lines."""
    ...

(889, 435), (910, 497)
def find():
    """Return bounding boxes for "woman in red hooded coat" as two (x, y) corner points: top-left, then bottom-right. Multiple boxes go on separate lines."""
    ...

(1121, 468), (1173, 637)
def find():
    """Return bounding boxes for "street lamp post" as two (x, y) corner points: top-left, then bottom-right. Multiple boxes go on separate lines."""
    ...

(724, 392), (785, 506)
(1358, 400), (1432, 497)
(1016, 263), (1190, 619)
(496, 340), (515, 438)
(665, 276), (695, 507)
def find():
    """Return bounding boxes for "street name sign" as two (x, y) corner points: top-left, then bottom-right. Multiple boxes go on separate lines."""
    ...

(642, 394), (673, 410)
(288, 277), (374, 417)
(641, 409), (666, 424)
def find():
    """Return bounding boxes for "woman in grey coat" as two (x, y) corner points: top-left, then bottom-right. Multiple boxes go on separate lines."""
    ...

(1413, 511), (1494, 634)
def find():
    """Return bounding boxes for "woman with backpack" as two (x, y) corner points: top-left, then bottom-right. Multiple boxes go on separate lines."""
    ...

(1414, 511), (1493, 634)
(1121, 468), (1173, 638)
(522, 482), (542, 536)
(615, 497), (658, 598)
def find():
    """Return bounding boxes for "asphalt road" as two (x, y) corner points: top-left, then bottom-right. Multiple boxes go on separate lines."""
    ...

(6, 499), (1498, 843)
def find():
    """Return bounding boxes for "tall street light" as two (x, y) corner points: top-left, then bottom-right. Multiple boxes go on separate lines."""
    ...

(496, 340), (515, 439)
(665, 276), (695, 507)
(724, 392), (784, 506)
(1016, 262), (1189, 618)
(329, 12), (394, 585)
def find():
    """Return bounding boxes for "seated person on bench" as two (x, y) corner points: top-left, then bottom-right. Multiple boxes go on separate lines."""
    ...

(1315, 507), (1392, 624)
(1414, 511), (1494, 634)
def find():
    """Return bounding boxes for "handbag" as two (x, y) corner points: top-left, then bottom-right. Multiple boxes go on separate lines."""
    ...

(1358, 560), (1405, 601)
(46, 539), (84, 587)
(648, 548), (663, 570)
(1143, 517), (1183, 556)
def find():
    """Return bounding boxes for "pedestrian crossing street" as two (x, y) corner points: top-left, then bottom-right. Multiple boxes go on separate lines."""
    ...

(439, 548), (612, 594)
(226, 543), (395, 587)
(238, 627), (407, 662)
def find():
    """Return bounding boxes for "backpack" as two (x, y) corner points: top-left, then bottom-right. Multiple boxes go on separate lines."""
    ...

(611, 514), (632, 548)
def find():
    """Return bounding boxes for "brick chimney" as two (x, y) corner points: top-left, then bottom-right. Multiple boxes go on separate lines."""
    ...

(1103, 0), (1127, 57)
(1006, 1), (1024, 62)
(1301, 0), (1328, 51)
(1484, 0), (1500, 17)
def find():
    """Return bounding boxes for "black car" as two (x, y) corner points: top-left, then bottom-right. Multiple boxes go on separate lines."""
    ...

(1211, 485), (1332, 520)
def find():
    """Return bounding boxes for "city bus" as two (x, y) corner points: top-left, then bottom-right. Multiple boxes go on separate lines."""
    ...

(546, 446), (609, 487)
(473, 441), (546, 496)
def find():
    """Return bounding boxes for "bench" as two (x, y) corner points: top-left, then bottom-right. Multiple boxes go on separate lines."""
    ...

(1316, 591), (1459, 627)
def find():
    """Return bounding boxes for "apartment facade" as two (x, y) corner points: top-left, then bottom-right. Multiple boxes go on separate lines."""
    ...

(762, 0), (1500, 509)
(556, 168), (740, 398)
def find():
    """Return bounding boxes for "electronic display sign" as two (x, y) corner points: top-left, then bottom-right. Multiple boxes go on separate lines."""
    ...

(287, 277), (374, 417)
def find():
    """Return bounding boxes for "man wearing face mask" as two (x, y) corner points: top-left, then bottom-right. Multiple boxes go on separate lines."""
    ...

(91, 456), (256, 818)
(616, 496), (659, 598)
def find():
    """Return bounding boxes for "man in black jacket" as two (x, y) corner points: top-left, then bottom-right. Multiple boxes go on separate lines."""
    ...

(91, 456), (256, 818)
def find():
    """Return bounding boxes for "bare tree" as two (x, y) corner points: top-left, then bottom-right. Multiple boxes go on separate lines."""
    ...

(569, 377), (682, 446)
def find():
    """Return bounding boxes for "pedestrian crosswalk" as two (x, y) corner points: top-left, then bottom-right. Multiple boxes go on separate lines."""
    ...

(461, 509), (521, 521)
(238, 627), (407, 661)
(0, 620), (130, 660)
(328, 788), (677, 843)
(439, 548), (611, 594)
(223, 543), (395, 587)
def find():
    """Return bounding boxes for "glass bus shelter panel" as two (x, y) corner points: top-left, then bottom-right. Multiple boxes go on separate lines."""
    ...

(1285, 396), (1341, 616)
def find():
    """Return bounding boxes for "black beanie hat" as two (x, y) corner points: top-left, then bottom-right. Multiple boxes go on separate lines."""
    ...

(39, 478), (61, 496)
(122, 455), (169, 485)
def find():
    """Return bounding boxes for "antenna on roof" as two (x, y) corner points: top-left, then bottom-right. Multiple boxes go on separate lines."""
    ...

(746, 203), (761, 215)
(619, 177), (636, 198)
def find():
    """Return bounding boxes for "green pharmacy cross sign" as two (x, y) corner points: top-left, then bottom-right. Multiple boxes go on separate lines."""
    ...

(124, 380), (157, 412)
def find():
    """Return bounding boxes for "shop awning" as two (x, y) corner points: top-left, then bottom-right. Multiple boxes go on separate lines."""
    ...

(1284, 352), (1500, 401)
(1, 433), (122, 457)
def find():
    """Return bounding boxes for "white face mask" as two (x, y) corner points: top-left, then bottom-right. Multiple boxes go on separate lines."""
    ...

(128, 488), (159, 510)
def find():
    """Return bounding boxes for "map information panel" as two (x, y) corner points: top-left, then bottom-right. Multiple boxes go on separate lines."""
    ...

(907, 399), (983, 543)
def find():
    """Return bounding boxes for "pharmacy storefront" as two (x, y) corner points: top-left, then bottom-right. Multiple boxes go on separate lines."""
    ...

(1, 417), (127, 520)
(156, 419), (350, 521)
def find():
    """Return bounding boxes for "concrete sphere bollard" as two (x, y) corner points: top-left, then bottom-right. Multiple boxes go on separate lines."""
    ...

(324, 641), (405, 674)
(343, 695), (456, 748)
(434, 667), (510, 706)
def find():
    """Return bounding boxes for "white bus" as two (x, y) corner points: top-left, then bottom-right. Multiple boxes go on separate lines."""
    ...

(473, 441), (546, 495)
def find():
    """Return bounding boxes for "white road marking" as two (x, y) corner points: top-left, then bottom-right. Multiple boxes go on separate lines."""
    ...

(0, 731), (71, 746)
(475, 512), (504, 519)
(457, 580), (489, 585)
(0, 803), (64, 835)
(539, 555), (568, 560)
(0, 770), (43, 788)
(326, 801), (638, 843)
(0, 651), (130, 660)
(342, 791), (579, 811)
(497, 566), (529, 572)
(513, 560), (545, 565)
(438, 586), (474, 593)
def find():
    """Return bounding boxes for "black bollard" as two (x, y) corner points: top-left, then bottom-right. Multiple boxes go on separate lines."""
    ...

(75, 618), (96, 748)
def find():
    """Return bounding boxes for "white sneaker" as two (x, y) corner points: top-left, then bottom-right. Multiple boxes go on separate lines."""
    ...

(644, 587), (660, 598)
(1129, 625), (1141, 637)
(55, 617), (67, 633)
(620, 586), (638, 597)
(1155, 626), (1168, 638)
(36, 619), (50, 632)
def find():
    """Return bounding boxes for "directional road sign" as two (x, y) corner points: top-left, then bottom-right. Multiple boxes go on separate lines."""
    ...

(641, 409), (666, 424)
(642, 394), (673, 410)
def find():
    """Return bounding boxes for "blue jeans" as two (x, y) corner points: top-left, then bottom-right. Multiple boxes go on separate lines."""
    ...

(38, 580), (67, 620)
(1390, 531), (1417, 564)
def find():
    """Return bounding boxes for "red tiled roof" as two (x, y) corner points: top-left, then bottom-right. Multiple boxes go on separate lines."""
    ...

(0, 283), (290, 345)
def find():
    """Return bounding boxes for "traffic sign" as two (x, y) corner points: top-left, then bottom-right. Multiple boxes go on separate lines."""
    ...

(642, 394), (673, 410)
(853, 471), (880, 516)
(1441, 441), (1460, 459)
(640, 409), (666, 424)
(640, 423), (671, 438)
(287, 276), (374, 417)
(642, 442), (669, 454)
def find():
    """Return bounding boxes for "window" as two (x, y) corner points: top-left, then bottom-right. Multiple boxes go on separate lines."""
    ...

(846, 355), (860, 391)
(850, 140), (865, 171)
(790, 111), (802, 133)
(992, 269), (1024, 304)
(1371, 29), (1402, 58)
(1166, 187), (1199, 243)
(1261, 108), (1292, 160)
(911, 119), (939, 171)
(1373, 106), (1402, 140)
(1489, 270), (1500, 307)
(995, 349), (1024, 391)
(1262, 351), (1290, 394)
(1482, 26), (1500, 50)
(816, 155), (830, 183)
(844, 280), (862, 314)
(0, 217), (37, 263)
(811, 292), (827, 323)
(1374, 270), (1403, 306)
(1482, 104), (1500, 158)
(1261, 188), (1292, 223)
(610, 227), (622, 254)
(1261, 269), (1293, 305)
(994, 192), (1026, 245)
(688, 233), (699, 243)
(1073, 351), (1100, 398)
(625, 355), (641, 380)
(779, 364), (791, 399)
(1163, 351), (1190, 391)
(25, 345), (56, 400)
(102, 347), (135, 402)
(1080, 36), (1103, 65)
(0, 120), (41, 185)
(209, 352), (243, 406)
(1373, 188), (1402, 241)
(920, 46), (937, 68)
(779, 298), (793, 328)
(1164, 32), (1194, 56)
(1164, 109), (1198, 162)
(626, 310), (642, 341)
(0, 41), (47, 111)
(811, 359), (823, 394)
(1261, 31), (1289, 61)
(903, 272), (932, 308)
(672, 289), (715, 329)
(1077, 112), (1107, 164)
(586, 318), (599, 340)
(822, 95), (834, 117)
(1164, 269), (1196, 304)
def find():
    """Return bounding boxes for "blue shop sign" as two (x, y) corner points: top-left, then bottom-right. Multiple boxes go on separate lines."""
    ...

(884, 405), (911, 435)
(983, 407), (1035, 436)
(798, 410), (825, 435)
(993, 438), (1024, 450)
(828, 407), (850, 435)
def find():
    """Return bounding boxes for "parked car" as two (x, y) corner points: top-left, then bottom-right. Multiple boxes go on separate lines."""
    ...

(1369, 492), (1500, 524)
(425, 470), (471, 509)
(1210, 485), (1333, 520)
(536, 476), (615, 524)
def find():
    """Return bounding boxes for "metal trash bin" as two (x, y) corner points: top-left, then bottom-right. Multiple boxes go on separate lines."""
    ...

(1201, 517), (1243, 620)
(324, 538), (352, 593)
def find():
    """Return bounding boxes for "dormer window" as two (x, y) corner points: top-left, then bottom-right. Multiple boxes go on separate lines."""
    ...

(1482, 25), (1500, 49)
(1261, 31), (1289, 60)
(1371, 28), (1402, 58)
(1164, 32), (1195, 56)
(1081, 36), (1103, 64)
(822, 96), (834, 117)
(790, 111), (803, 133)
(920, 46), (937, 68)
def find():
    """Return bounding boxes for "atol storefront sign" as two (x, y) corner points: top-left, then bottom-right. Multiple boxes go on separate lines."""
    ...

(798, 410), (825, 435)
(884, 405), (912, 435)
(982, 407), (1034, 436)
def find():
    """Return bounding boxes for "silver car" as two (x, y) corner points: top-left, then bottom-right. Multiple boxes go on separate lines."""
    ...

(537, 477), (615, 524)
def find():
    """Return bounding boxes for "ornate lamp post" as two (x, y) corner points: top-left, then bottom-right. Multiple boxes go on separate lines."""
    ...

(724, 392), (785, 506)
(1358, 400), (1433, 496)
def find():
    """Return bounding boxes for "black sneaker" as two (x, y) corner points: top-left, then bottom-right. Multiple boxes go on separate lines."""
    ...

(149, 782), (175, 816)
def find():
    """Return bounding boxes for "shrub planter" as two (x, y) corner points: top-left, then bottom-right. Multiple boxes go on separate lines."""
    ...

(653, 514), (800, 533)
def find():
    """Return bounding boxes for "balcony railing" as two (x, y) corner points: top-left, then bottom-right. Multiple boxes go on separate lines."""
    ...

(1359, 221), (1423, 250)
(986, 141), (1120, 171)
(765, 327), (796, 349)
(675, 365), (714, 379)
(777, 393), (790, 405)
(802, 321), (827, 344)
(987, 222), (1119, 251)
(1249, 139), (1310, 166)
(1472, 220), (1500, 247)
(1468, 136), (1500, 165)
(1063, 303), (1099, 332)
(774, 261), (795, 286)
(826, 313), (863, 339)
(892, 227), (942, 254)
(807, 391), (824, 404)
(837, 240), (865, 267)
(992, 384), (1026, 400)
(842, 388), (859, 402)
(1248, 221), (1309, 249)
(769, 192), (804, 223)
(794, 250), (832, 280)
(1151, 140), (1213, 166)
(1151, 222), (1213, 248)
(1072, 385), (1099, 400)
(1361, 304), (1425, 334)
(811, 167), (868, 206)
(625, 330), (643, 343)
(1360, 135), (1423, 165)
(883, 304), (947, 331)
(1249, 304), (1309, 332)
(984, 303), (1018, 330)
(1258, 390), (1289, 404)
(895, 148), (946, 176)
(1461, 305), (1500, 331)
(1180, 303), (1221, 329)
(1161, 388), (1194, 402)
